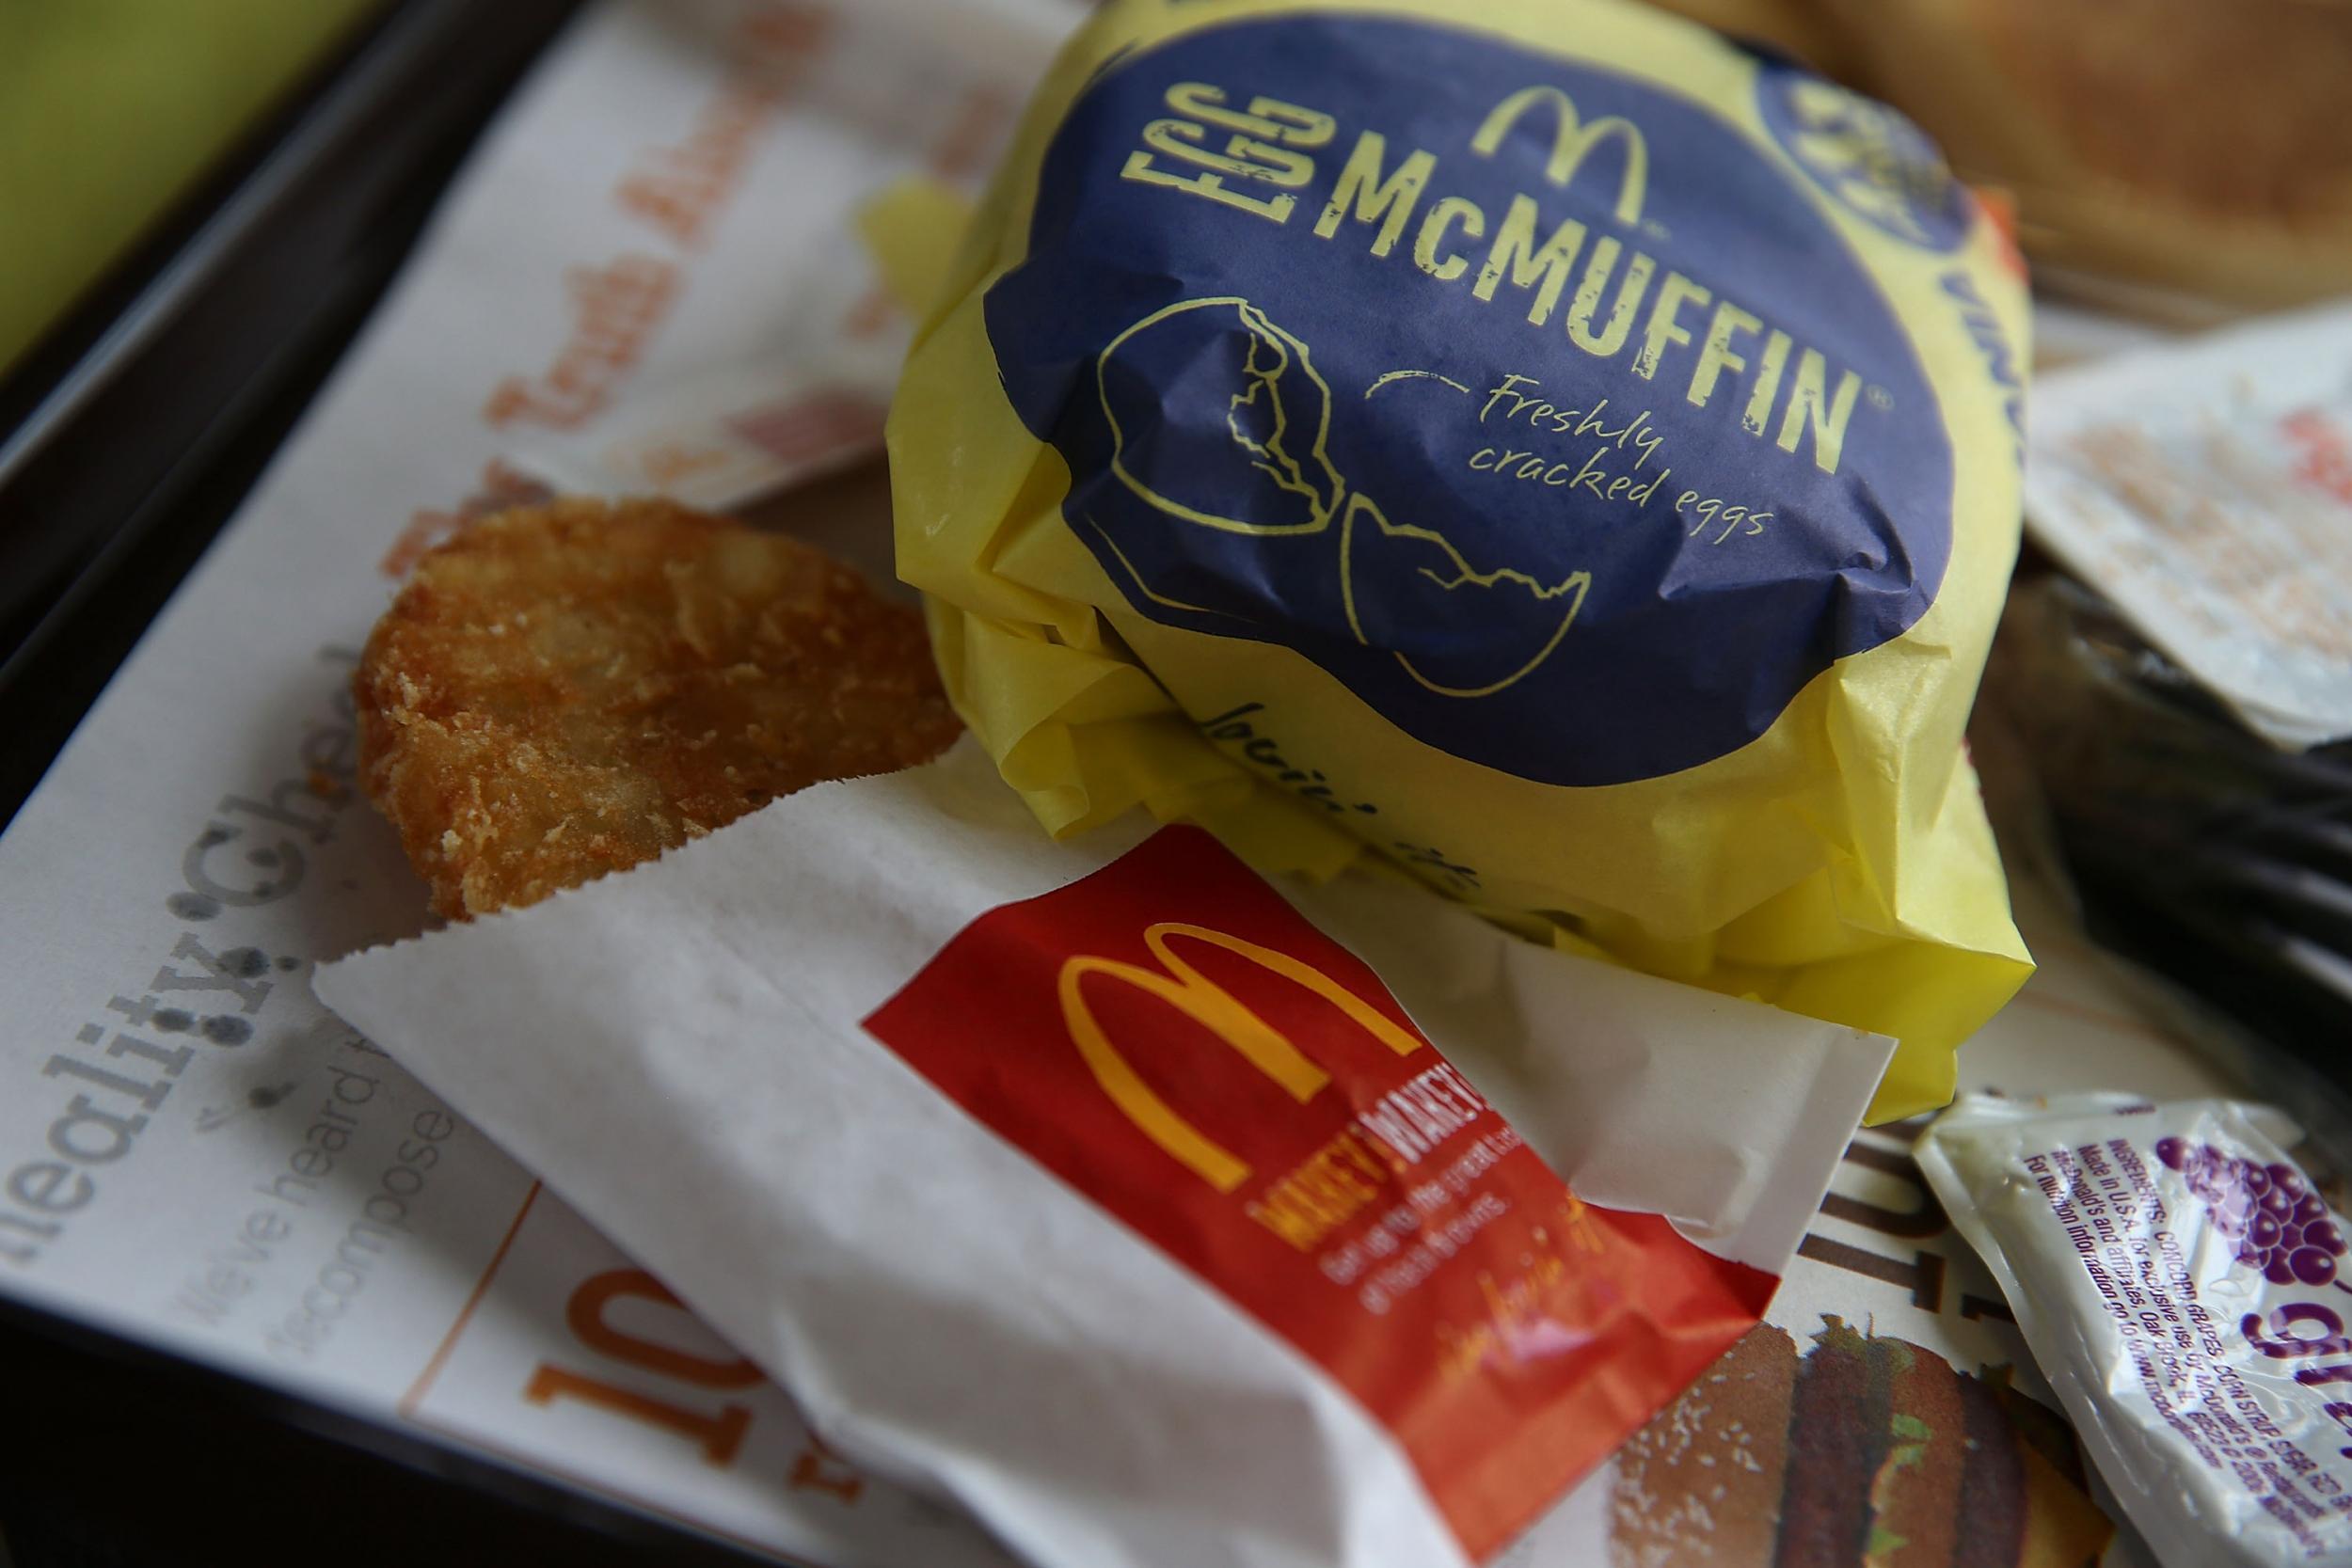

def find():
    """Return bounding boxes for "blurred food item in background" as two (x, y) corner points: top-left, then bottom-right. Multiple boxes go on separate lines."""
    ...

(0, 0), (383, 374)
(1820, 0), (2352, 309)
(1642, 0), (2352, 309)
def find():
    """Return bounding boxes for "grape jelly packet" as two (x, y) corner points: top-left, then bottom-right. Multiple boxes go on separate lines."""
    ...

(1917, 1093), (2352, 1568)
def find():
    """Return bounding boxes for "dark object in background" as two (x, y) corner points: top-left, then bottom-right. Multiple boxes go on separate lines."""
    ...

(1992, 578), (2352, 1105)
(0, 1296), (769, 1568)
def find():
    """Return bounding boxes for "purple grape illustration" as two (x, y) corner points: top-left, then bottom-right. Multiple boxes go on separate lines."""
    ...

(2160, 1140), (2349, 1290)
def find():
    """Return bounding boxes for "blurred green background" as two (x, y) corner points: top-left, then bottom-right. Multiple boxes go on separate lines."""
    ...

(0, 0), (378, 374)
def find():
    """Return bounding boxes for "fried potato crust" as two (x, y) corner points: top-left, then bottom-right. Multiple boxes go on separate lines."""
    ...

(357, 498), (960, 918)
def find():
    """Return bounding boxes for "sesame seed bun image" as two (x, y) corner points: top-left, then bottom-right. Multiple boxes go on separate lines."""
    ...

(1608, 1319), (2113, 1566)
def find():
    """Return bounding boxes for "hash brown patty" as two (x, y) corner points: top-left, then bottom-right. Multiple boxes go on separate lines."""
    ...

(356, 498), (960, 917)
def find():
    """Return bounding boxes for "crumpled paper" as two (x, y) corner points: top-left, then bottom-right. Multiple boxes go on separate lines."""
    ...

(888, 0), (2037, 1123)
(2026, 302), (2352, 751)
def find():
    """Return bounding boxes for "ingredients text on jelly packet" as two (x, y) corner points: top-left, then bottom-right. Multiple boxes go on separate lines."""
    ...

(2034, 1136), (2352, 1556)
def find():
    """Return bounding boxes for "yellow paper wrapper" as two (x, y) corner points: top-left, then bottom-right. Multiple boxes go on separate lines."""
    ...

(888, 0), (2033, 1120)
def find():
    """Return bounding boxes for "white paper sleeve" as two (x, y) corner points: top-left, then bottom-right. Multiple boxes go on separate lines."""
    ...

(319, 739), (1889, 1568)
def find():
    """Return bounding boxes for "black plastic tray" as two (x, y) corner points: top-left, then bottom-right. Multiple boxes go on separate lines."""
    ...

(0, 5), (771, 1562)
